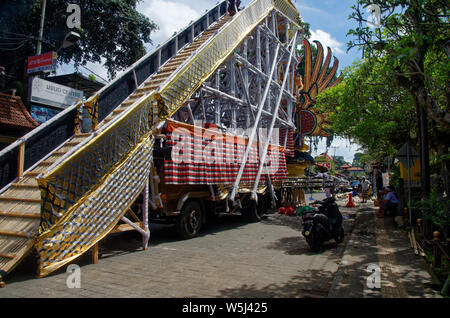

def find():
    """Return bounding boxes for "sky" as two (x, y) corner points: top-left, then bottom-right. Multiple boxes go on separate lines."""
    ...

(58, 0), (364, 163)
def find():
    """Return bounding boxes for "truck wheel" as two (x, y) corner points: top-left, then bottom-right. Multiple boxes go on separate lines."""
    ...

(176, 201), (203, 239)
(242, 198), (263, 222)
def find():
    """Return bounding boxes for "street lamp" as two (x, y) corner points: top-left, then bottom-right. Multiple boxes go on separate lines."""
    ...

(61, 31), (80, 49)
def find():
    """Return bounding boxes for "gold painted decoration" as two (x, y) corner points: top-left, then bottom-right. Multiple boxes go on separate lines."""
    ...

(84, 95), (99, 131)
(296, 38), (343, 137)
(37, 135), (154, 277)
(73, 100), (82, 134)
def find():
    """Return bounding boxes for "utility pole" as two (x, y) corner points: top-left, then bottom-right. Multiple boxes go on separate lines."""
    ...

(36, 0), (47, 55)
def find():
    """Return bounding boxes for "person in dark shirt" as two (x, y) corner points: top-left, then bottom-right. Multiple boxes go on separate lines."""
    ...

(228, 0), (241, 16)
(375, 170), (383, 199)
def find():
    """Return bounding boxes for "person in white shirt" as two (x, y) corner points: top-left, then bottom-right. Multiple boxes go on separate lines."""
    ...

(317, 165), (334, 199)
(360, 176), (371, 203)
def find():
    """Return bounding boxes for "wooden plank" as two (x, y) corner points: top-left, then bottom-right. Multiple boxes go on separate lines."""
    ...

(0, 253), (16, 259)
(126, 208), (141, 223)
(40, 160), (55, 165)
(1, 240), (36, 279)
(25, 171), (42, 177)
(17, 142), (25, 179)
(11, 183), (39, 189)
(0, 230), (35, 238)
(0, 197), (41, 203)
(0, 211), (40, 219)
(91, 243), (98, 264)
(111, 222), (143, 234)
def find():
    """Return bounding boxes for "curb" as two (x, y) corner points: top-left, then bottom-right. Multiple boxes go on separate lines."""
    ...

(327, 206), (367, 298)
(327, 212), (360, 297)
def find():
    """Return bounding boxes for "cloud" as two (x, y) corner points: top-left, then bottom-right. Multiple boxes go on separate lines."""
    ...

(310, 29), (345, 55)
(297, 4), (326, 14)
(310, 137), (361, 163)
(57, 0), (204, 82)
(138, 0), (201, 47)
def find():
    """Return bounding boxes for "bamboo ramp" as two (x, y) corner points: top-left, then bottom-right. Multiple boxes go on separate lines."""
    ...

(0, 134), (91, 281)
(0, 13), (231, 280)
(0, 0), (300, 281)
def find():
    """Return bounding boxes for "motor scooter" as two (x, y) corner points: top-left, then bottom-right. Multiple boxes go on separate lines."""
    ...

(301, 197), (345, 252)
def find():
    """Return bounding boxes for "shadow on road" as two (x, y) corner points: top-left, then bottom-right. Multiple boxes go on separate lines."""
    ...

(217, 269), (334, 298)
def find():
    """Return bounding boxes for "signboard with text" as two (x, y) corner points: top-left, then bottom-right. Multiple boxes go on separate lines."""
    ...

(30, 77), (83, 109)
(27, 51), (57, 74)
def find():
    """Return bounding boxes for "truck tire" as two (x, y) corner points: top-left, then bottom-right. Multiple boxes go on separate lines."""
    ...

(242, 197), (263, 222)
(175, 201), (203, 239)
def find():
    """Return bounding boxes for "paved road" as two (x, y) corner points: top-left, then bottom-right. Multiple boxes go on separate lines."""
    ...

(0, 196), (355, 298)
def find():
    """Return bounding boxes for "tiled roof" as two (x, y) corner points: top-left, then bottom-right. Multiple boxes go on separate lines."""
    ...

(316, 153), (335, 162)
(346, 167), (364, 171)
(0, 93), (39, 131)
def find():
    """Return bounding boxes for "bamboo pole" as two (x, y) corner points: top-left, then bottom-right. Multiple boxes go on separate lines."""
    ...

(91, 243), (98, 264)
(142, 177), (150, 250)
(17, 139), (25, 180)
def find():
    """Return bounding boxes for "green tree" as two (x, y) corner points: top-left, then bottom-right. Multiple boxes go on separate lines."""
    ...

(0, 0), (158, 86)
(317, 56), (417, 164)
(318, 0), (449, 196)
(347, 0), (449, 130)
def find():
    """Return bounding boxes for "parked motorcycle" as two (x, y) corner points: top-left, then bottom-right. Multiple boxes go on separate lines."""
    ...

(301, 197), (345, 252)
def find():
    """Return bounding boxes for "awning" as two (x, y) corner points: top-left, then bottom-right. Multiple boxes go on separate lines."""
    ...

(163, 120), (288, 185)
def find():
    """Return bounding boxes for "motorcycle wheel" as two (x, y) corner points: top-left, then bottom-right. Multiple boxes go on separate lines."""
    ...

(306, 227), (322, 252)
(335, 227), (345, 244)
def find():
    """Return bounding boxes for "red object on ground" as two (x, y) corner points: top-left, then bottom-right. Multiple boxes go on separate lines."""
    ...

(278, 207), (286, 214)
(285, 206), (294, 215)
(346, 193), (356, 208)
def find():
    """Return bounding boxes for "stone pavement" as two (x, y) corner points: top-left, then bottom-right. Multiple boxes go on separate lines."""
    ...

(0, 207), (355, 298)
(328, 202), (442, 298)
(1, 198), (440, 298)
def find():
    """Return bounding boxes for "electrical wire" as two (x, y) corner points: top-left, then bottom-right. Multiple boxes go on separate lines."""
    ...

(78, 64), (109, 84)
(0, 40), (27, 51)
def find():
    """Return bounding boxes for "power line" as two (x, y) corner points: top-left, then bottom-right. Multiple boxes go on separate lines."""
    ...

(78, 64), (109, 84)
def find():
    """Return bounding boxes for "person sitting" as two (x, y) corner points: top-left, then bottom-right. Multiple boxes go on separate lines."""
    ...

(377, 186), (399, 218)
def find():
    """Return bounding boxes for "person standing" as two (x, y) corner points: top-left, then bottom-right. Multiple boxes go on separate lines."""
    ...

(360, 176), (370, 203)
(375, 170), (383, 199)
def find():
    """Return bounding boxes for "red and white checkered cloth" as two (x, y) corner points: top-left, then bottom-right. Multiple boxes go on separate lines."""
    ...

(279, 127), (295, 157)
(163, 121), (287, 185)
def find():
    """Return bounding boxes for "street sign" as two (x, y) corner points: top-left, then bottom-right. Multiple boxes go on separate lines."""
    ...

(30, 77), (83, 109)
(397, 143), (419, 169)
(27, 51), (57, 74)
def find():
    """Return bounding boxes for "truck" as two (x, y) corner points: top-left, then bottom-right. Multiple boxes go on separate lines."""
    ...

(131, 119), (286, 239)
